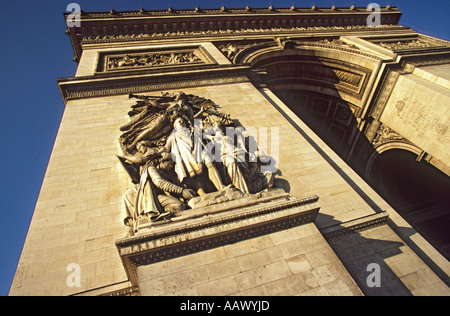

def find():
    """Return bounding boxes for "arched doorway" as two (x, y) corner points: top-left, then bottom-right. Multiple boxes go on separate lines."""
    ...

(369, 149), (450, 259)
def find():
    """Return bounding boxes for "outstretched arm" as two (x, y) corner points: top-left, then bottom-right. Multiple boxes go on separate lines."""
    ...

(119, 147), (160, 165)
(119, 154), (147, 165)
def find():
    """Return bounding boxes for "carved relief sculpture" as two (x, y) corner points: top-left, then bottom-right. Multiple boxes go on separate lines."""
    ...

(378, 39), (433, 50)
(106, 51), (202, 71)
(372, 123), (406, 147)
(376, 35), (450, 51)
(118, 92), (276, 234)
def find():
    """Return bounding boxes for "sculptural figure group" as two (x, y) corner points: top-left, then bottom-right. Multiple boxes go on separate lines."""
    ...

(118, 92), (275, 233)
(107, 52), (201, 70)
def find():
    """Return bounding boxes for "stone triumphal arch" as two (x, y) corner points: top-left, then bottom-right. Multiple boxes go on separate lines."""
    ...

(10, 6), (450, 296)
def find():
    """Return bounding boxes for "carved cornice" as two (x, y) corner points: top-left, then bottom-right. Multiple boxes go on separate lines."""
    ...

(65, 6), (403, 60)
(73, 6), (401, 19)
(115, 193), (320, 286)
(321, 212), (389, 240)
(100, 286), (140, 297)
(81, 25), (406, 45)
(57, 65), (251, 102)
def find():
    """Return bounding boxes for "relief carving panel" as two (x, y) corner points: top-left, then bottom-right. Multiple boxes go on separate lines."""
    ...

(368, 34), (450, 52)
(97, 46), (214, 72)
(106, 51), (202, 71)
(117, 92), (279, 235)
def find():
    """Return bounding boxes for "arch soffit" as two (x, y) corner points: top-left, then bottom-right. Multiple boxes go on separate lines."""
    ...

(232, 41), (381, 104)
(235, 41), (382, 68)
(365, 141), (422, 179)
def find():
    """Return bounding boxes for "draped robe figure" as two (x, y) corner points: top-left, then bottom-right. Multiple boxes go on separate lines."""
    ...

(121, 143), (196, 231)
(165, 119), (203, 183)
(162, 116), (225, 194)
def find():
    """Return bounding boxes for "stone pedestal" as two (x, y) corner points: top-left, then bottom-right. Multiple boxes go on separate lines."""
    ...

(115, 189), (320, 289)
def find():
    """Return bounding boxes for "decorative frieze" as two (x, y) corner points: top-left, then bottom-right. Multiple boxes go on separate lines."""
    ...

(63, 75), (249, 100)
(319, 38), (360, 50)
(371, 35), (450, 52)
(105, 51), (202, 71)
(58, 65), (251, 101)
(81, 24), (405, 44)
(96, 46), (214, 73)
(379, 39), (435, 50)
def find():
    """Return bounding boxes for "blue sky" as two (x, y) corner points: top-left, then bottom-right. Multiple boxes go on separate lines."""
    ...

(0, 0), (448, 296)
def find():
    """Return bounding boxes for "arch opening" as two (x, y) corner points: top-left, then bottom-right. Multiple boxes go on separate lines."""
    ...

(369, 149), (450, 260)
(247, 47), (450, 260)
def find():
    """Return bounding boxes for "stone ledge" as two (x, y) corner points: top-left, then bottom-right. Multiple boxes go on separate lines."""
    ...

(57, 64), (251, 102)
(115, 191), (320, 286)
(320, 211), (389, 240)
(70, 281), (137, 297)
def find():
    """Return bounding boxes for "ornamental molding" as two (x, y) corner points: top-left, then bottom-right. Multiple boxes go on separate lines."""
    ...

(244, 50), (372, 99)
(81, 25), (406, 45)
(99, 286), (140, 297)
(368, 69), (400, 121)
(67, 6), (403, 61)
(371, 123), (420, 155)
(216, 36), (383, 65)
(58, 65), (251, 102)
(401, 57), (450, 71)
(321, 212), (389, 240)
(64, 76), (249, 100)
(73, 6), (401, 19)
